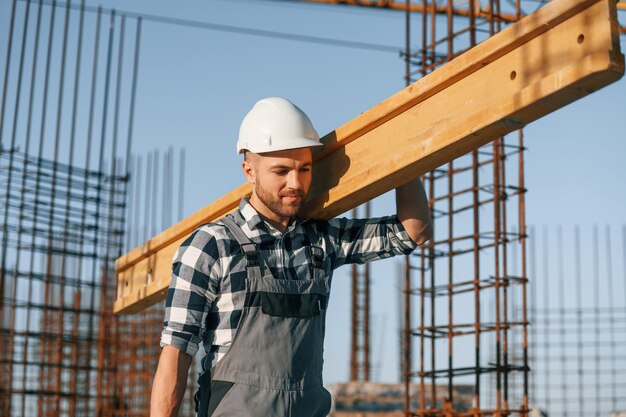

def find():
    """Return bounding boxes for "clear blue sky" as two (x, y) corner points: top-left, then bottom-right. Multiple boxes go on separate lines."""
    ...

(1, 0), (624, 385)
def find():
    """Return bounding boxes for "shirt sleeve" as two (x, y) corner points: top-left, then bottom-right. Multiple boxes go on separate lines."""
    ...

(326, 215), (418, 269)
(160, 225), (221, 357)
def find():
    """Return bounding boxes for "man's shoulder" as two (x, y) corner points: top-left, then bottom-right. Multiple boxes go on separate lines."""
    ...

(179, 219), (236, 251)
(195, 220), (230, 234)
(301, 217), (348, 241)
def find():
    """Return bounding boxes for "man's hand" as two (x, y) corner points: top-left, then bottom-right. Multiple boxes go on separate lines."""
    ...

(150, 345), (193, 417)
(396, 177), (433, 246)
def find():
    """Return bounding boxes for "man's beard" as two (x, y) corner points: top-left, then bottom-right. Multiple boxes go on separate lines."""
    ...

(255, 181), (306, 219)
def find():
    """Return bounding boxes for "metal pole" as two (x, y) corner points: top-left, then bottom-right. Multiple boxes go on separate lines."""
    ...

(108, 10), (128, 416)
(133, 155), (143, 249)
(95, 10), (116, 415)
(593, 225), (600, 417)
(68, 0), (86, 167)
(81, 8), (102, 415)
(125, 17), (142, 177)
(69, 290), (81, 417)
(429, 171), (436, 409)
(622, 225), (626, 398)
(403, 0), (411, 412)
(165, 150), (171, 227)
(0, 0), (18, 148)
(446, 0), (453, 61)
(162, 150), (169, 230)
(447, 160), (454, 405)
(420, 0), (426, 79)
(35, 1), (58, 413)
(518, 129), (529, 417)
(623, 225), (626, 378)
(529, 226), (536, 409)
(472, 146), (481, 417)
(126, 155), (135, 251)
(350, 209), (358, 381)
(2, 1), (31, 412)
(18, 4), (45, 413)
(493, 138), (503, 416)
(122, 14), (142, 251)
(404, 0), (410, 85)
(50, 0), (72, 411)
(557, 226), (567, 417)
(575, 226), (584, 417)
(605, 225), (617, 413)
(402, 253), (411, 413)
(144, 151), (152, 242)
(0, 0), (18, 406)
(178, 148), (185, 222)
(500, 138), (512, 413)
(152, 149), (160, 236)
(419, 243), (425, 414)
(111, 14), (126, 179)
(542, 227), (550, 414)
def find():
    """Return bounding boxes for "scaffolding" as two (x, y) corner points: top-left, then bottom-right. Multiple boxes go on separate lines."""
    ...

(521, 225), (626, 417)
(115, 148), (196, 417)
(0, 147), (127, 416)
(0, 1), (198, 416)
(350, 202), (372, 382)
(289, 3), (532, 414)
(400, 1), (529, 416)
(0, 2), (197, 415)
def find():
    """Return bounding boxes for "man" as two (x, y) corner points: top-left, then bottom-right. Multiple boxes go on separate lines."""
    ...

(151, 97), (432, 417)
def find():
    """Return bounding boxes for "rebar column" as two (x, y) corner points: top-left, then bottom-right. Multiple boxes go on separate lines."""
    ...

(349, 201), (372, 381)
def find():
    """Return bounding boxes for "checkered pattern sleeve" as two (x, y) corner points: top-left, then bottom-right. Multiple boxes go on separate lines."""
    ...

(326, 215), (417, 269)
(160, 225), (221, 357)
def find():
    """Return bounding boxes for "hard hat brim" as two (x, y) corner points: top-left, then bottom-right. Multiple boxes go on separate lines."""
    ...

(237, 137), (324, 154)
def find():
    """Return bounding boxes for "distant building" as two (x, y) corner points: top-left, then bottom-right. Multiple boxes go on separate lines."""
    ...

(327, 381), (474, 416)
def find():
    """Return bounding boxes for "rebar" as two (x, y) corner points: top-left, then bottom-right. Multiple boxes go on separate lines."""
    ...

(0, 2), (157, 416)
(401, 1), (529, 415)
(350, 201), (372, 381)
(525, 225), (626, 417)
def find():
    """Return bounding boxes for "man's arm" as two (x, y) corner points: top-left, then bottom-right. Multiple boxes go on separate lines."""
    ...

(154, 225), (220, 416)
(324, 177), (431, 268)
(396, 177), (433, 246)
(150, 345), (193, 417)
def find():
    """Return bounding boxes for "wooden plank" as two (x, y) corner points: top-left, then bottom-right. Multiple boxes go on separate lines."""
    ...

(115, 0), (623, 314)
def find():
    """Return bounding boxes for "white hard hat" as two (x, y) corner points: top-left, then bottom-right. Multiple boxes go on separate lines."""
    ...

(237, 97), (323, 154)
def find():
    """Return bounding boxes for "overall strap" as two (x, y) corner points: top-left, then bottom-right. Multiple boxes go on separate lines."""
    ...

(220, 216), (263, 279)
(302, 223), (325, 270)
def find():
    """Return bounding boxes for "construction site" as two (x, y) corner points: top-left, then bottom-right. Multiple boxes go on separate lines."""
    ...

(1, 0), (625, 416)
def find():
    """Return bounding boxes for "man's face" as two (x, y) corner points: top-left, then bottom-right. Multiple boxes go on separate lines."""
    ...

(243, 147), (313, 223)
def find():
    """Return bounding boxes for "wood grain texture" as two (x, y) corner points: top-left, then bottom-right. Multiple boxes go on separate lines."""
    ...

(115, 0), (623, 314)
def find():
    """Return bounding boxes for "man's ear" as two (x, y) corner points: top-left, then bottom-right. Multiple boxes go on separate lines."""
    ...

(242, 160), (256, 185)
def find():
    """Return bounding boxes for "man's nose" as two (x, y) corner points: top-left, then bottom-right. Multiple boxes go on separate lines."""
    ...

(287, 171), (303, 189)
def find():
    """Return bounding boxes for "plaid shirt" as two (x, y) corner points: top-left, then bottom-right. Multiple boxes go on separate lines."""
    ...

(160, 197), (417, 370)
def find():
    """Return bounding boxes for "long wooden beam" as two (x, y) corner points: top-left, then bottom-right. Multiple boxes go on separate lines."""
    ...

(115, 0), (623, 314)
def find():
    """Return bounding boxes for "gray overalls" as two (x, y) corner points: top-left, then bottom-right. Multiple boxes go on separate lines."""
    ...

(195, 216), (332, 417)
